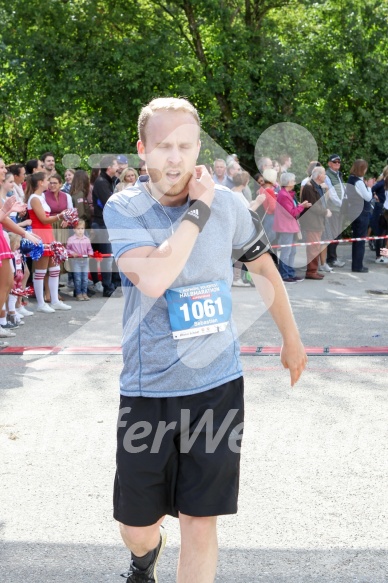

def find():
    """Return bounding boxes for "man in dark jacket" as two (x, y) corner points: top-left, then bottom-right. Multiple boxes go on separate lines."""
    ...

(91, 155), (118, 296)
(325, 154), (346, 268)
(300, 167), (332, 279)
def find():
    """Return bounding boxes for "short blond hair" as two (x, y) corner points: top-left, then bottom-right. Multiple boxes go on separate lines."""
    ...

(120, 167), (138, 183)
(138, 97), (201, 144)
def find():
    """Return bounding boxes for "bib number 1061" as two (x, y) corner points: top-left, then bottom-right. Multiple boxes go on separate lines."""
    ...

(179, 297), (224, 322)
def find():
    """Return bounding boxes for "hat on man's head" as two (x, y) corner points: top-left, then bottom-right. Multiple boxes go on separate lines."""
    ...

(117, 154), (128, 164)
(262, 168), (278, 185)
(328, 154), (341, 162)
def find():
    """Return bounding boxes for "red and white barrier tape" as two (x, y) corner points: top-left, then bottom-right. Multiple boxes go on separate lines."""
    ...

(272, 235), (388, 249)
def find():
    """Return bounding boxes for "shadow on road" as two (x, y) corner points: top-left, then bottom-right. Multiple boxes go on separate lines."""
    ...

(0, 541), (387, 582)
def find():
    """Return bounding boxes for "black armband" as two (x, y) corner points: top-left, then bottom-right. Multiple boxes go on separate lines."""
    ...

(182, 200), (211, 233)
(232, 210), (275, 263)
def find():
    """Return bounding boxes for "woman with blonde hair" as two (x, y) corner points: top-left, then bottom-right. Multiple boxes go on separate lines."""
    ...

(115, 167), (138, 192)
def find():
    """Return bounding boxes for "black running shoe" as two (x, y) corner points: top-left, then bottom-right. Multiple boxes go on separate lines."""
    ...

(121, 526), (167, 583)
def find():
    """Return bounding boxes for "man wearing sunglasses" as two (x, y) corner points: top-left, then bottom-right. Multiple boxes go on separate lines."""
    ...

(325, 154), (346, 268)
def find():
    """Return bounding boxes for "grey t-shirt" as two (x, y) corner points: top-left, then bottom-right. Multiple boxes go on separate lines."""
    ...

(104, 182), (257, 398)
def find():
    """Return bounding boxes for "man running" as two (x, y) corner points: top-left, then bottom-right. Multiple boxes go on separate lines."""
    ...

(104, 97), (307, 583)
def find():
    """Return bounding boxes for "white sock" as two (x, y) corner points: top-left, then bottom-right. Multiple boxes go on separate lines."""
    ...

(0, 317), (6, 326)
(33, 269), (47, 307)
(48, 267), (60, 305)
(8, 294), (17, 313)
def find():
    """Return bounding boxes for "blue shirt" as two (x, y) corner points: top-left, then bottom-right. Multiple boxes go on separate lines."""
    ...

(104, 182), (257, 398)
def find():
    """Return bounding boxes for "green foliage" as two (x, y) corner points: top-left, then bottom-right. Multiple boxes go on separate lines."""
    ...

(1, 0), (388, 176)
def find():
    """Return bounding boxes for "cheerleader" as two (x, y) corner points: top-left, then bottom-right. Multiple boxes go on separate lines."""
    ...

(0, 189), (40, 347)
(27, 172), (71, 313)
(7, 233), (26, 326)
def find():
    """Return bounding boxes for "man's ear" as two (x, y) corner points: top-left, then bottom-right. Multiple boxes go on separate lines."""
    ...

(137, 139), (145, 160)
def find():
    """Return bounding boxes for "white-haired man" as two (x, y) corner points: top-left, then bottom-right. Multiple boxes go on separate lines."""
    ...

(104, 97), (307, 583)
(300, 166), (332, 279)
(212, 158), (228, 186)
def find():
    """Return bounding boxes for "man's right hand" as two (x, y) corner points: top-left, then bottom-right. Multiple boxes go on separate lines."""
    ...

(188, 165), (215, 208)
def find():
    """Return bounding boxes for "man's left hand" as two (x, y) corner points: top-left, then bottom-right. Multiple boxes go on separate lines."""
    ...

(280, 338), (308, 386)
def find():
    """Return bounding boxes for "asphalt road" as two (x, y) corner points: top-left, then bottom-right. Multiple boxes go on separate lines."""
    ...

(1, 245), (387, 582)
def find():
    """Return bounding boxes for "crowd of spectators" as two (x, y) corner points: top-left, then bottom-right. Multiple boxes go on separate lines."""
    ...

(210, 152), (388, 285)
(0, 147), (387, 347)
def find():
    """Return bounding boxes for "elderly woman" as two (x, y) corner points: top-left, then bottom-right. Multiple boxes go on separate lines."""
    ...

(273, 172), (311, 283)
(115, 167), (139, 192)
(300, 167), (332, 279)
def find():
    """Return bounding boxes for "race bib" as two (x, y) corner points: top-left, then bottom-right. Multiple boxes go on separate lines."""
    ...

(165, 280), (232, 340)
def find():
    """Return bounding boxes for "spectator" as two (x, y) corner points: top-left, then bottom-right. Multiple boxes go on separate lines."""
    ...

(2, 171), (31, 229)
(7, 163), (25, 202)
(300, 167), (332, 280)
(273, 172), (311, 283)
(44, 172), (73, 301)
(88, 167), (100, 216)
(260, 168), (278, 243)
(41, 152), (56, 178)
(25, 159), (45, 176)
(380, 171), (388, 256)
(116, 155), (129, 177)
(256, 157), (273, 176)
(279, 154), (292, 173)
(115, 167), (139, 192)
(62, 168), (75, 194)
(300, 161), (322, 196)
(45, 173), (73, 244)
(66, 219), (94, 301)
(90, 155), (118, 296)
(272, 159), (280, 177)
(254, 173), (265, 188)
(225, 160), (241, 189)
(70, 170), (92, 228)
(346, 159), (372, 273)
(232, 171), (265, 212)
(371, 166), (388, 263)
(213, 159), (228, 186)
(325, 154), (346, 268)
(226, 153), (239, 166)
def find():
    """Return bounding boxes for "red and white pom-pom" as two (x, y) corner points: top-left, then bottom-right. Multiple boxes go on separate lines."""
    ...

(62, 208), (79, 227)
(50, 241), (68, 265)
(10, 287), (26, 297)
(10, 285), (34, 297)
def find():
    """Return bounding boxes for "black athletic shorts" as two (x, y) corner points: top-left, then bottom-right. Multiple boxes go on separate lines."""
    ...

(113, 377), (244, 527)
